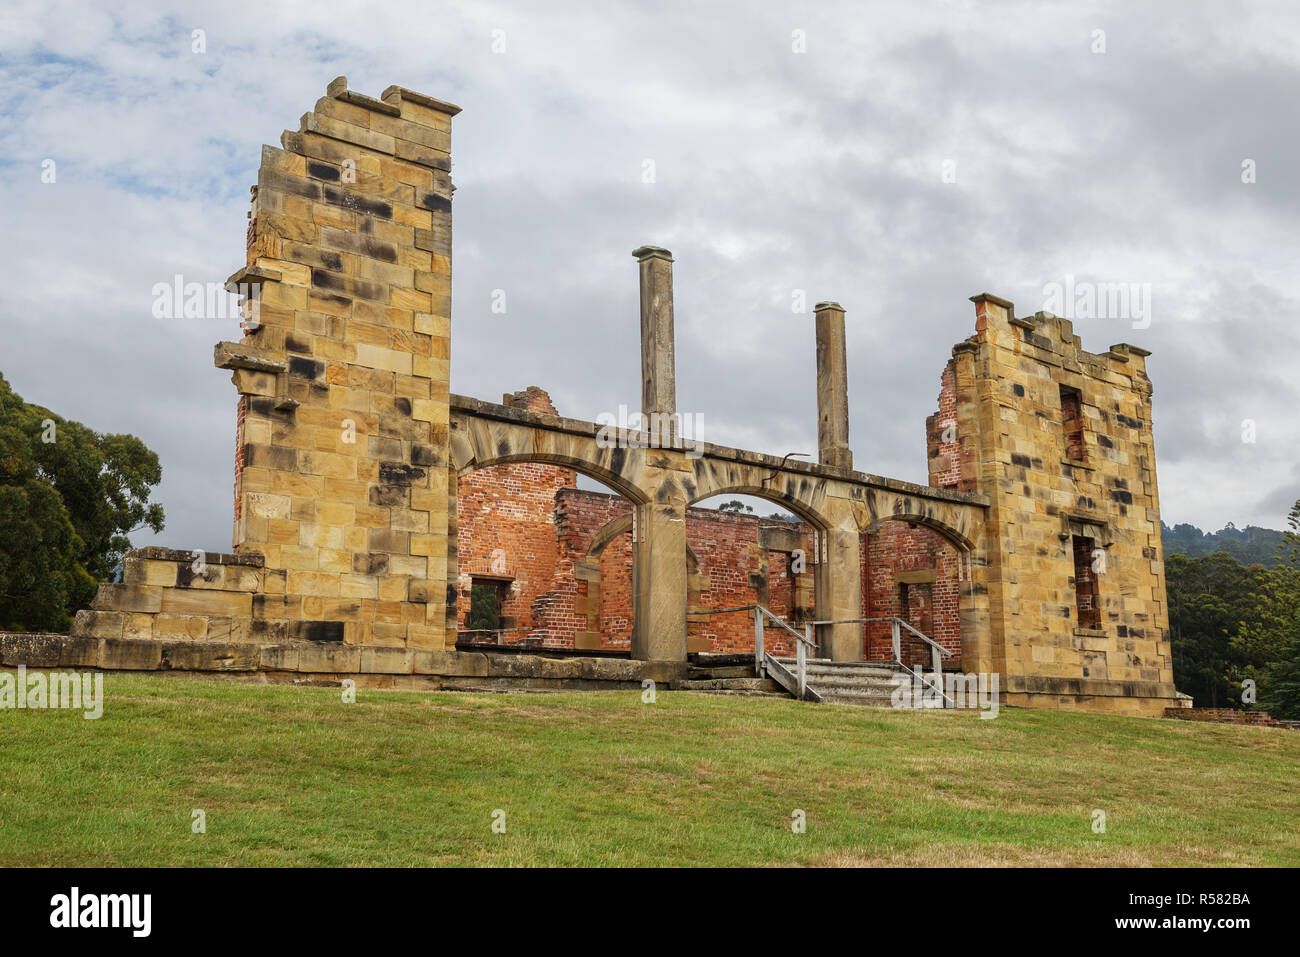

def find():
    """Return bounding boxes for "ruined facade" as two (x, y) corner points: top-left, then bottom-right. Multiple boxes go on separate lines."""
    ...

(452, 388), (956, 667)
(2, 78), (1178, 715)
(925, 298), (1172, 709)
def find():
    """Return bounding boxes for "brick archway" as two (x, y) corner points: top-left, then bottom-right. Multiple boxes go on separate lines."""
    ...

(862, 518), (966, 666)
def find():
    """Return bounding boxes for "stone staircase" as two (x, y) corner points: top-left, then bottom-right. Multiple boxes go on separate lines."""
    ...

(676, 655), (908, 705)
(676, 660), (789, 698)
(770, 657), (903, 707)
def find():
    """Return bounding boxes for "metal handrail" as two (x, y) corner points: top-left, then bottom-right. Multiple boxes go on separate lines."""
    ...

(749, 604), (815, 699)
(887, 619), (954, 709)
(896, 618), (955, 657)
(896, 661), (956, 709)
(811, 616), (956, 707)
(695, 602), (813, 644)
(686, 604), (956, 707)
(810, 616), (954, 656)
(686, 602), (814, 697)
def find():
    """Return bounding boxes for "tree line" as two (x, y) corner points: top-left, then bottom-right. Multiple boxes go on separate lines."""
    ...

(1162, 520), (1287, 567)
(0, 373), (163, 632)
(1165, 504), (1300, 719)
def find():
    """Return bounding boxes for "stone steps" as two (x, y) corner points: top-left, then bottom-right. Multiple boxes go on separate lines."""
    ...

(818, 688), (898, 706)
(677, 676), (782, 694)
(684, 665), (755, 680)
(770, 656), (907, 708)
(677, 657), (913, 708)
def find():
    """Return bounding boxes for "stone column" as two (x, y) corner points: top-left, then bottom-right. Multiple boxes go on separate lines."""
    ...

(631, 494), (689, 663)
(822, 506), (865, 662)
(814, 301), (852, 471)
(633, 246), (677, 447)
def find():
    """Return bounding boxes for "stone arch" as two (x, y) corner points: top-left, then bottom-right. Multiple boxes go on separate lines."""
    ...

(686, 485), (831, 532)
(686, 457), (837, 533)
(449, 416), (651, 506)
(587, 513), (632, 559)
(873, 510), (976, 553)
(457, 451), (649, 506)
(449, 423), (651, 651)
(579, 512), (702, 647)
(680, 487), (821, 655)
(586, 512), (699, 572)
(571, 512), (635, 650)
(582, 512), (706, 652)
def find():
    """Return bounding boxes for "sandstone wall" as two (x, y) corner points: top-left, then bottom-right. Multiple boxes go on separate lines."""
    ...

(73, 77), (459, 654)
(938, 295), (1176, 714)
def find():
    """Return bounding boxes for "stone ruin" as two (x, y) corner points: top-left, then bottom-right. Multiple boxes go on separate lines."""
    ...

(3, 78), (1180, 714)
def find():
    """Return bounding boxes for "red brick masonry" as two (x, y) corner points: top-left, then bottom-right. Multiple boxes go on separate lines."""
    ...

(454, 389), (964, 658)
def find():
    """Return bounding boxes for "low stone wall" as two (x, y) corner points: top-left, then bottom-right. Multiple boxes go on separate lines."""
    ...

(0, 630), (687, 691)
(1003, 674), (1181, 718)
(1163, 707), (1295, 729)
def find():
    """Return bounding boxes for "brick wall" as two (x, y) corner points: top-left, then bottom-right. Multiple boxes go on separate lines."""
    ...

(863, 522), (962, 665)
(552, 485), (631, 649)
(454, 444), (968, 660)
(455, 460), (835, 653)
(455, 460), (575, 636)
(453, 388), (579, 647)
(552, 491), (816, 655)
(926, 358), (966, 489)
(232, 395), (248, 539)
(451, 385), (972, 660)
(679, 508), (813, 655)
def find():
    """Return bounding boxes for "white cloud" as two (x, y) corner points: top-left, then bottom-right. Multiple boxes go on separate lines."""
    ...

(2, 0), (1298, 551)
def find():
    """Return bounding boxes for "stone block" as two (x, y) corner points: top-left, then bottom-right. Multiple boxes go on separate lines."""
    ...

(100, 639), (163, 671)
(158, 589), (254, 618)
(259, 645), (301, 671)
(0, 632), (63, 667)
(360, 646), (412, 674)
(71, 610), (124, 639)
(161, 643), (261, 672)
(91, 583), (162, 614)
(298, 644), (361, 673)
(59, 636), (102, 669)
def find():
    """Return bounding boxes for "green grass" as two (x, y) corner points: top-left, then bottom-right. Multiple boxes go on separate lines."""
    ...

(2, 674), (1297, 866)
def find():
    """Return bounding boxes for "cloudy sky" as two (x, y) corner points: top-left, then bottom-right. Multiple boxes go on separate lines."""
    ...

(2, 0), (1297, 552)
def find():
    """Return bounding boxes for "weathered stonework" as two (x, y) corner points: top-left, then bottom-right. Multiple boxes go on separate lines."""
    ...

(925, 294), (1175, 713)
(10, 79), (1177, 715)
(77, 77), (458, 654)
(452, 390), (963, 664)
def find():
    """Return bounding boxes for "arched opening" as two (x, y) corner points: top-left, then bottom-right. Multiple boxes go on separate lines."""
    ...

(455, 451), (648, 509)
(862, 516), (970, 668)
(453, 458), (640, 654)
(580, 512), (636, 651)
(682, 492), (822, 657)
(579, 513), (702, 653)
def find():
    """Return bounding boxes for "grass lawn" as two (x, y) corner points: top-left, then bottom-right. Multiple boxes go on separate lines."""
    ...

(1, 673), (1297, 867)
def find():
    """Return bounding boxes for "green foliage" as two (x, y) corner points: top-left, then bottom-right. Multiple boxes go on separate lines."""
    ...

(467, 582), (502, 631)
(716, 500), (752, 514)
(1260, 626), (1300, 720)
(1167, 500), (1300, 717)
(1260, 501), (1300, 719)
(1162, 520), (1286, 567)
(0, 373), (164, 631)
